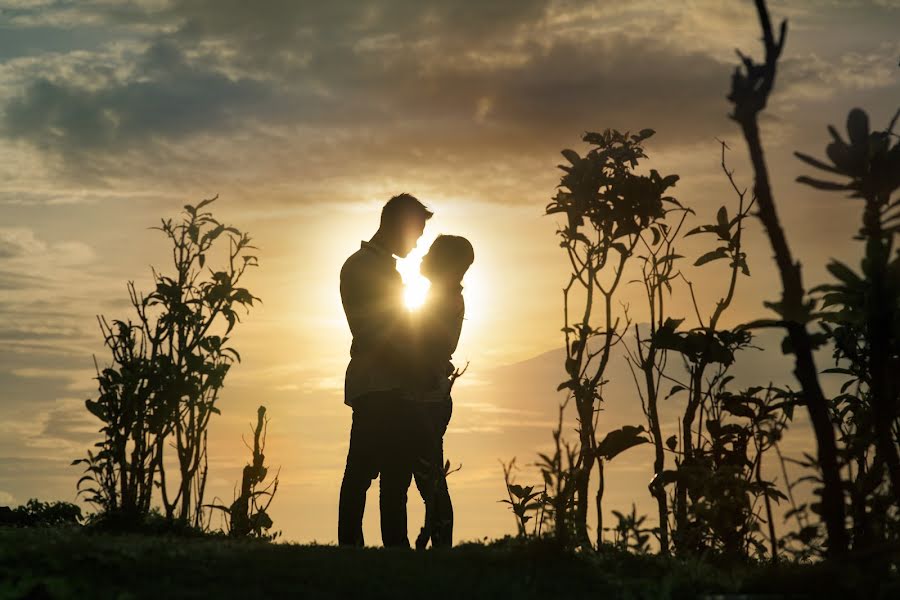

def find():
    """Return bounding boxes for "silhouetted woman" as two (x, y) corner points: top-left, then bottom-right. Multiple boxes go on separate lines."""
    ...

(409, 234), (474, 549)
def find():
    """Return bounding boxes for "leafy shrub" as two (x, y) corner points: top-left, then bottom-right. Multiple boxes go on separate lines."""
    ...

(0, 499), (82, 527)
(74, 196), (260, 528)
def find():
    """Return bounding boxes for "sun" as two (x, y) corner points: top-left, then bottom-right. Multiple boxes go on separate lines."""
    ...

(396, 232), (483, 316)
(402, 273), (431, 310)
(396, 236), (435, 310)
(395, 231), (482, 315)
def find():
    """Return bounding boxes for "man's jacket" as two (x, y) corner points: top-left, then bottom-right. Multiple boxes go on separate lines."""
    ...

(340, 240), (411, 406)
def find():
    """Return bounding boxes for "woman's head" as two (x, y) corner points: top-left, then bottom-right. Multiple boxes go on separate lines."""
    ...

(421, 235), (474, 285)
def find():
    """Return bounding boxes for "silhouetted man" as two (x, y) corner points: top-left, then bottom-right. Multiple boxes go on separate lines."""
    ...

(338, 193), (432, 547)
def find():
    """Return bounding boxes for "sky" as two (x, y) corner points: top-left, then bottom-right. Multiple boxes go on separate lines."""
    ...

(0, 0), (898, 545)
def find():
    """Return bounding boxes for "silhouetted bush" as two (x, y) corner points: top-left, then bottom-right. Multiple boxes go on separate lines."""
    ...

(526, 127), (681, 550)
(74, 196), (260, 529)
(505, 0), (899, 564)
(205, 405), (281, 540)
(784, 108), (900, 554)
(0, 499), (82, 528)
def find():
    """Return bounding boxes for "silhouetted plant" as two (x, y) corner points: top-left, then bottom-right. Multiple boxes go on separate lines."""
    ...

(509, 0), (892, 564)
(500, 458), (545, 538)
(620, 140), (794, 561)
(75, 196), (259, 528)
(728, 0), (848, 555)
(772, 440), (823, 561)
(0, 499), (82, 527)
(534, 405), (581, 544)
(604, 504), (654, 554)
(649, 142), (756, 555)
(73, 306), (165, 523)
(796, 107), (900, 551)
(545, 127), (681, 549)
(618, 160), (693, 556)
(677, 383), (793, 559)
(499, 407), (585, 544)
(206, 406), (280, 540)
(671, 143), (755, 557)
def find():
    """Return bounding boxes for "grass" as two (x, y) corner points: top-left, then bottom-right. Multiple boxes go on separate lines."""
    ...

(1, 527), (897, 599)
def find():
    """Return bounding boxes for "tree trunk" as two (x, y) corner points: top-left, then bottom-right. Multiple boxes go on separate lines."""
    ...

(575, 397), (595, 548)
(644, 347), (670, 555)
(595, 459), (605, 549)
(736, 116), (848, 555)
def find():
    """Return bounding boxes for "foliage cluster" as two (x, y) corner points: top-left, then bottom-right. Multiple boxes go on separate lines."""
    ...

(72, 197), (261, 530)
(0, 499), (82, 528)
(502, 0), (900, 565)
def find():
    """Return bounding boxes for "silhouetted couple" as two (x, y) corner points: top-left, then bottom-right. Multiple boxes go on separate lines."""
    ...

(337, 193), (473, 549)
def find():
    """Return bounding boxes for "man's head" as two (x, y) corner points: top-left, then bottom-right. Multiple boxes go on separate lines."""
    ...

(377, 193), (433, 257)
(421, 234), (474, 285)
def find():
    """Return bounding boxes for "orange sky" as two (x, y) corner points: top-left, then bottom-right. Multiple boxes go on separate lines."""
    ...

(1, 0), (898, 544)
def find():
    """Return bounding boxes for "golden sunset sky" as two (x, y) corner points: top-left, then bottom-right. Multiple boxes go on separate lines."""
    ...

(1, 0), (898, 544)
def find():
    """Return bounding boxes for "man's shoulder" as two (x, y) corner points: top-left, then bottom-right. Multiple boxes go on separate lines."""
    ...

(340, 247), (377, 280)
(340, 245), (399, 289)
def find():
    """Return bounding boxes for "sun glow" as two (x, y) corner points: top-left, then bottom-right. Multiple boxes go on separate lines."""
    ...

(403, 274), (431, 310)
(396, 230), (484, 321)
(396, 235), (435, 310)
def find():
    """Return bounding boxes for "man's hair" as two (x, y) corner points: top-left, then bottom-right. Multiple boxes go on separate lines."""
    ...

(429, 234), (474, 281)
(380, 193), (433, 229)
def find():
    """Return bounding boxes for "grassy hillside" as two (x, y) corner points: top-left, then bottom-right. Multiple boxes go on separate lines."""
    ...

(1, 527), (897, 599)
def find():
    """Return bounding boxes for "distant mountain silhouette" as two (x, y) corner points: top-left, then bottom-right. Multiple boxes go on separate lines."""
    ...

(470, 326), (804, 436)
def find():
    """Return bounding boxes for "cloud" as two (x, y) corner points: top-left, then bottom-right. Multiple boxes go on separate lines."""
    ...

(0, 227), (94, 270)
(2, 39), (280, 161)
(0, 227), (45, 258)
(37, 397), (100, 449)
(0, 0), (761, 196)
(0, 0), (895, 207)
(778, 42), (900, 105)
(0, 225), (108, 363)
(11, 367), (95, 391)
(0, 269), (48, 290)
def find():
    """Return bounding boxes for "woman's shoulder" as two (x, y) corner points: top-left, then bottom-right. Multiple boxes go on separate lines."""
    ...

(433, 290), (464, 318)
